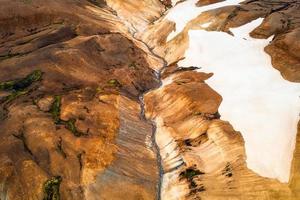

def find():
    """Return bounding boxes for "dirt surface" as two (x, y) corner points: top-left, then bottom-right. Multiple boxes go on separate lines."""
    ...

(0, 0), (300, 200)
(0, 0), (162, 199)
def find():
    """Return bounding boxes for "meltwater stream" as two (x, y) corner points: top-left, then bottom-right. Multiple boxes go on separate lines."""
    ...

(135, 37), (168, 199)
(139, 94), (163, 200)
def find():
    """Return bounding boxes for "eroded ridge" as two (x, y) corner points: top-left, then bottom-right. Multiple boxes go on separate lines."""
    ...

(144, 65), (297, 200)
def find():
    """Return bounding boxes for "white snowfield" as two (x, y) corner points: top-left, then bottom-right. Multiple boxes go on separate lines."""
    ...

(166, 0), (244, 41)
(165, 0), (300, 183)
(171, 0), (183, 6)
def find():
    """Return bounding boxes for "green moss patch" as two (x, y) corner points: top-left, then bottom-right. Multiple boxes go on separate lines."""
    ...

(179, 167), (206, 195)
(49, 97), (84, 137)
(43, 176), (62, 200)
(0, 70), (43, 104)
(49, 96), (62, 124)
(3, 90), (29, 103)
(96, 87), (103, 93)
(107, 79), (122, 88)
(0, 70), (42, 91)
(65, 118), (84, 137)
(180, 167), (205, 181)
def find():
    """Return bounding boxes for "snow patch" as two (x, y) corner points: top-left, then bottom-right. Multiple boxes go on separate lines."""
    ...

(162, 76), (174, 87)
(145, 134), (153, 149)
(179, 18), (300, 182)
(200, 22), (212, 28)
(165, 0), (243, 41)
(171, 0), (183, 6)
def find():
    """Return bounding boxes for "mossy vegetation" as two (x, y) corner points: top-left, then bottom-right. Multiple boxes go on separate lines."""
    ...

(180, 167), (206, 195)
(49, 97), (84, 137)
(0, 70), (42, 91)
(0, 53), (21, 61)
(0, 70), (42, 104)
(49, 96), (62, 124)
(43, 176), (62, 200)
(222, 162), (233, 178)
(65, 118), (84, 137)
(128, 62), (137, 69)
(0, 80), (15, 91)
(96, 87), (103, 93)
(193, 111), (202, 116)
(107, 79), (122, 88)
(180, 167), (205, 181)
(3, 90), (29, 103)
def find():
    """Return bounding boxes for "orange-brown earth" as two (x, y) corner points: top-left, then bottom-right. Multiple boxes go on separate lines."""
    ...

(0, 0), (300, 200)
(0, 0), (165, 199)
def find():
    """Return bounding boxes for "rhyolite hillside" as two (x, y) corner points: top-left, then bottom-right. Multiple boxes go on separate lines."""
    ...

(0, 0), (299, 200)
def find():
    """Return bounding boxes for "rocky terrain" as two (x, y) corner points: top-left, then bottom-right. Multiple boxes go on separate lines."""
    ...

(0, 0), (299, 200)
